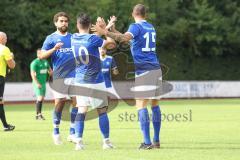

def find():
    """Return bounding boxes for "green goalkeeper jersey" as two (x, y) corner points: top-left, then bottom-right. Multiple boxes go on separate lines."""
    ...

(30, 58), (50, 84)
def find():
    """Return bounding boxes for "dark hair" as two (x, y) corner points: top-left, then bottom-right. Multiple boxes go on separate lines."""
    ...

(77, 13), (91, 29)
(133, 4), (147, 17)
(53, 12), (69, 23)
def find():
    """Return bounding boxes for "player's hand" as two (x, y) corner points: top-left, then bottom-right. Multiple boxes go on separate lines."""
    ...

(96, 17), (107, 28)
(106, 16), (117, 30)
(54, 42), (63, 51)
(37, 83), (42, 89)
(91, 23), (107, 36)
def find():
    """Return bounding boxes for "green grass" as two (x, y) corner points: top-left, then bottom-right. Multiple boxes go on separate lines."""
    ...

(0, 99), (240, 160)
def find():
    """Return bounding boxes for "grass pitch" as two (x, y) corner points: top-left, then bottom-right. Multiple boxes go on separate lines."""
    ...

(0, 99), (240, 160)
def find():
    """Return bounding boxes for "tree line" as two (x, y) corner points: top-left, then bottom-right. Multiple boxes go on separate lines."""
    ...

(0, 0), (239, 81)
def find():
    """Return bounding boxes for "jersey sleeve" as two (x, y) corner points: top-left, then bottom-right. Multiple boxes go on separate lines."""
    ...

(3, 47), (13, 61)
(42, 36), (53, 51)
(111, 57), (117, 69)
(30, 60), (37, 72)
(126, 23), (140, 38)
(90, 35), (104, 47)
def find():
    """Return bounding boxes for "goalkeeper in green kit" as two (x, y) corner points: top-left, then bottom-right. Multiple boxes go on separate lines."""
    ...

(30, 49), (52, 120)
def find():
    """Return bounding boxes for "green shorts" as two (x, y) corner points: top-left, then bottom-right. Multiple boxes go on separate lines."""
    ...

(33, 83), (46, 97)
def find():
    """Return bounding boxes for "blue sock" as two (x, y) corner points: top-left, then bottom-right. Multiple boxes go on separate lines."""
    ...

(99, 112), (109, 139)
(53, 110), (62, 135)
(152, 105), (161, 142)
(70, 107), (78, 135)
(75, 113), (85, 138)
(138, 108), (151, 145)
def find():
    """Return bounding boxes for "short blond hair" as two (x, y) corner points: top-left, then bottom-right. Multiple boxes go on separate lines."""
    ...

(133, 4), (147, 17)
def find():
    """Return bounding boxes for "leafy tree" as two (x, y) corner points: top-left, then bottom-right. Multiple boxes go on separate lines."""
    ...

(0, 0), (239, 81)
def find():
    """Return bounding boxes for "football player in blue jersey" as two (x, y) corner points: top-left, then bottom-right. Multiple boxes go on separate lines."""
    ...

(92, 4), (162, 149)
(99, 47), (119, 89)
(40, 12), (78, 145)
(72, 13), (116, 150)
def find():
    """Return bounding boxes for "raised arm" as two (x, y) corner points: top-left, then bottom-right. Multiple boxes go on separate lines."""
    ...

(40, 42), (63, 59)
(105, 32), (132, 43)
(92, 16), (132, 43)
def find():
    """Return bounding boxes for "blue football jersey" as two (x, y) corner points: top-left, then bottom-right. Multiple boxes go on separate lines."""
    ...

(71, 33), (104, 84)
(101, 56), (117, 88)
(127, 20), (160, 74)
(41, 32), (75, 79)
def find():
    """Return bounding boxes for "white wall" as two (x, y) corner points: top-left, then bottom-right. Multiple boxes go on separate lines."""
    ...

(4, 83), (53, 101)
(164, 81), (240, 98)
(3, 81), (240, 102)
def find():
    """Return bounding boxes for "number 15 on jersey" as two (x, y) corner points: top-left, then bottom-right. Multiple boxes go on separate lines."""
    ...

(142, 32), (156, 52)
